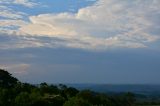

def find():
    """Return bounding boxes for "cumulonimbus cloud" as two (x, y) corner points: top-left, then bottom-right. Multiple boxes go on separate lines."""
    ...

(0, 0), (160, 50)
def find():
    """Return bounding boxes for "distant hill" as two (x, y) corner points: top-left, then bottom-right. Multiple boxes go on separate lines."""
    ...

(67, 84), (160, 97)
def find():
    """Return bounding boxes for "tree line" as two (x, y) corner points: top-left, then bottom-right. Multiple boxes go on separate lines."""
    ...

(0, 69), (147, 106)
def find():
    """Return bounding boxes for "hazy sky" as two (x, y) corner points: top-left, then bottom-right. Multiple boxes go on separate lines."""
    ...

(0, 0), (160, 84)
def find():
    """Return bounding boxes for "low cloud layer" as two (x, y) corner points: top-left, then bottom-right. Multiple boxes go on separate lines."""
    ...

(0, 63), (30, 75)
(0, 0), (160, 50)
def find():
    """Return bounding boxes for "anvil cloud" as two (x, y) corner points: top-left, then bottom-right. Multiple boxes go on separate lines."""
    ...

(0, 0), (160, 50)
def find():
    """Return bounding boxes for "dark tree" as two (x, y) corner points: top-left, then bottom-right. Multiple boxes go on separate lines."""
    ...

(64, 87), (79, 98)
(63, 97), (91, 106)
(0, 69), (18, 88)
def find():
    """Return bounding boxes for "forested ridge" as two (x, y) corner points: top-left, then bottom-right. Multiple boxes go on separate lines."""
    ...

(0, 69), (159, 106)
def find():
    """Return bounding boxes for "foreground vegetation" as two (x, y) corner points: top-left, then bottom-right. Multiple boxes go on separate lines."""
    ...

(0, 69), (159, 106)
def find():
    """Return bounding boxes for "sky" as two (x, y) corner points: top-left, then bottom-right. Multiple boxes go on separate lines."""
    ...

(0, 0), (160, 84)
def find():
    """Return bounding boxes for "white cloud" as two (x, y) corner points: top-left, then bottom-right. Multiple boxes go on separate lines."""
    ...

(0, 1), (29, 35)
(0, 0), (160, 50)
(0, 0), (38, 8)
(0, 63), (30, 75)
(0, 20), (28, 27)
(13, 0), (38, 8)
(0, 35), (45, 49)
(0, 5), (26, 19)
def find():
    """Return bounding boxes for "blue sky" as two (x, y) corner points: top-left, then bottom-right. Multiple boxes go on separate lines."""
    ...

(0, 0), (160, 84)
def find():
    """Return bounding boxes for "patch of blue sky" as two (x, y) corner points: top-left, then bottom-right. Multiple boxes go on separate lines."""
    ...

(10, 0), (97, 16)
